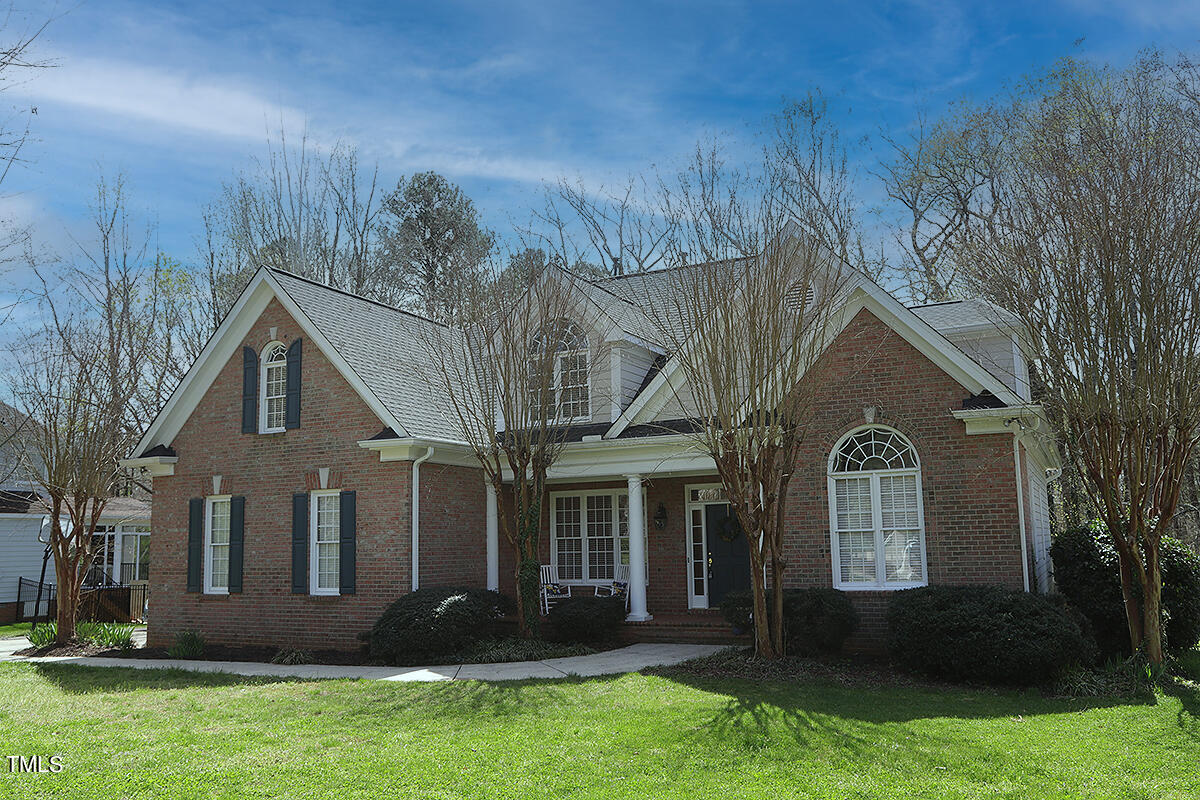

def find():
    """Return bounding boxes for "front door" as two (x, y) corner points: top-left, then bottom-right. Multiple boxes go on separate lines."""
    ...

(705, 504), (750, 606)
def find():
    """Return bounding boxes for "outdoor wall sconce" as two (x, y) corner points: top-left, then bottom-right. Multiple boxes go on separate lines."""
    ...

(653, 503), (668, 530)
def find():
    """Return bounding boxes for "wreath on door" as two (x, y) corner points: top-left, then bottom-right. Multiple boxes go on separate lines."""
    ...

(717, 515), (739, 542)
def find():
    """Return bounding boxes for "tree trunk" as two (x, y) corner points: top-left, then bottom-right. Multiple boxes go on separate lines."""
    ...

(747, 544), (776, 658)
(1142, 546), (1165, 664)
(769, 549), (786, 656)
(512, 488), (543, 638)
(1116, 550), (1145, 655)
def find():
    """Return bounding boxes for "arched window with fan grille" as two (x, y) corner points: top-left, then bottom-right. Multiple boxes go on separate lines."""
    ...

(827, 426), (927, 589)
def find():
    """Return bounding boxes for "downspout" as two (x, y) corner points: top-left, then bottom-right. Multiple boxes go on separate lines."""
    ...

(411, 446), (434, 591)
(1011, 432), (1031, 593)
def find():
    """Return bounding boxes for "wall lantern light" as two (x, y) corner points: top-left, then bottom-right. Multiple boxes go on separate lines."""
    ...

(653, 502), (668, 530)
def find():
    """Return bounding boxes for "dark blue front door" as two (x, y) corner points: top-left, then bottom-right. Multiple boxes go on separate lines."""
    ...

(706, 504), (750, 606)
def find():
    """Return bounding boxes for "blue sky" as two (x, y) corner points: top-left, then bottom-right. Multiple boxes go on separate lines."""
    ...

(4, 0), (1200, 301)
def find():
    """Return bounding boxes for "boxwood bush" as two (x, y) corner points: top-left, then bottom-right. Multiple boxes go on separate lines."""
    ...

(719, 588), (858, 655)
(363, 586), (506, 665)
(1051, 525), (1200, 656)
(547, 595), (627, 643)
(886, 585), (1096, 685)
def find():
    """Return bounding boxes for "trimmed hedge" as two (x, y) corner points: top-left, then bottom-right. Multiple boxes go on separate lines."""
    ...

(1051, 525), (1200, 656)
(363, 586), (507, 665)
(886, 586), (1095, 685)
(547, 596), (627, 643)
(719, 588), (858, 655)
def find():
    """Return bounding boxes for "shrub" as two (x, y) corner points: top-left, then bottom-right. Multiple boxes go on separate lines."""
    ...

(886, 585), (1096, 685)
(26, 622), (56, 648)
(1050, 655), (1159, 698)
(547, 596), (627, 643)
(458, 637), (595, 664)
(26, 621), (136, 650)
(363, 586), (506, 665)
(77, 622), (136, 651)
(271, 648), (315, 665)
(719, 588), (859, 655)
(169, 630), (206, 660)
(1051, 525), (1200, 656)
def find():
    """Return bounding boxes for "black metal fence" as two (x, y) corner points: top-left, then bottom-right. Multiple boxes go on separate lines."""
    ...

(14, 577), (55, 622)
(16, 578), (148, 624)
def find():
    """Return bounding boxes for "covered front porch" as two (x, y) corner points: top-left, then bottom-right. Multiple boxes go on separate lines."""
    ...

(486, 436), (752, 626)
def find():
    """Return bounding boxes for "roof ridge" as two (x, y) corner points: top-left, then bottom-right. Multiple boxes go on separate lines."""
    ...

(268, 268), (453, 329)
(907, 299), (969, 309)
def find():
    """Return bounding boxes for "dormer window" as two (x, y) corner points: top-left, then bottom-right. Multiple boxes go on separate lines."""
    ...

(260, 342), (288, 433)
(529, 320), (590, 423)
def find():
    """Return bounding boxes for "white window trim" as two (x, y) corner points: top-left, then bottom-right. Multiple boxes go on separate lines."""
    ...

(203, 495), (232, 595)
(549, 488), (647, 586)
(309, 489), (340, 596)
(259, 340), (288, 434)
(553, 345), (592, 424)
(827, 426), (929, 592)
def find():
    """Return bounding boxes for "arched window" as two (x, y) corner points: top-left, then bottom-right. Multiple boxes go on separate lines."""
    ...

(529, 319), (590, 422)
(260, 342), (288, 433)
(828, 426), (926, 589)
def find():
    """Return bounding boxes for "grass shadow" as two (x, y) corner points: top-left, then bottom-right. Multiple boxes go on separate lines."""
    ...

(28, 663), (298, 694)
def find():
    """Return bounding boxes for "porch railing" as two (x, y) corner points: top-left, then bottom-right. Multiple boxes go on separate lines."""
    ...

(16, 577), (148, 624)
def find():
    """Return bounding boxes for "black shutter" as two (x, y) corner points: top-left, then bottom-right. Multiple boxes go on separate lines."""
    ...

(187, 498), (203, 593)
(292, 493), (308, 593)
(285, 338), (302, 430)
(242, 346), (258, 434)
(339, 490), (356, 595)
(228, 496), (245, 593)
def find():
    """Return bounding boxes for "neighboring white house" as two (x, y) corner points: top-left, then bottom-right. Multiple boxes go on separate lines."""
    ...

(0, 401), (154, 623)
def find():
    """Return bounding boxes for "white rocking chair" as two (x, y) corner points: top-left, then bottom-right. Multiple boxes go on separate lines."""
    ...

(594, 562), (631, 611)
(540, 564), (572, 615)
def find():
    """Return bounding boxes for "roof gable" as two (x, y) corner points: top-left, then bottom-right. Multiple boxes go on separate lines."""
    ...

(132, 269), (455, 457)
(607, 272), (1025, 437)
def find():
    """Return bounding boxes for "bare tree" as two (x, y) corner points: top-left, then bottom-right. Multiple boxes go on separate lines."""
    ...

(420, 254), (603, 635)
(36, 174), (185, 441)
(7, 326), (136, 642)
(648, 137), (852, 658)
(379, 171), (494, 322)
(960, 52), (1200, 663)
(204, 129), (395, 318)
(538, 175), (672, 276)
(876, 106), (1005, 303)
(0, 4), (56, 324)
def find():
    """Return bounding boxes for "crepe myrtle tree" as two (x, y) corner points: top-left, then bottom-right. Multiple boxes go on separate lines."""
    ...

(960, 52), (1200, 663)
(7, 326), (137, 643)
(420, 255), (607, 635)
(646, 137), (852, 658)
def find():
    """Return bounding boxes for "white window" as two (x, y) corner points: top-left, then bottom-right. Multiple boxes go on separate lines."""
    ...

(260, 342), (288, 433)
(310, 491), (340, 595)
(551, 490), (643, 583)
(828, 427), (927, 590)
(118, 525), (151, 583)
(529, 320), (590, 422)
(204, 497), (231, 594)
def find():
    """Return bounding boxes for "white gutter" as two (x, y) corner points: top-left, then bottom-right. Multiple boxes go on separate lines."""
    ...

(411, 446), (435, 591)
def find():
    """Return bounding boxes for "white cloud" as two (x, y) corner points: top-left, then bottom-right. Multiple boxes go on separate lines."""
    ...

(13, 54), (307, 142)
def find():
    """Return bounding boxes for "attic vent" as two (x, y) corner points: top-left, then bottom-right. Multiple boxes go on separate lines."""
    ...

(784, 283), (816, 311)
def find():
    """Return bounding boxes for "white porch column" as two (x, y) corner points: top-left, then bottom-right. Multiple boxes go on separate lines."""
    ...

(485, 482), (499, 591)
(625, 474), (651, 621)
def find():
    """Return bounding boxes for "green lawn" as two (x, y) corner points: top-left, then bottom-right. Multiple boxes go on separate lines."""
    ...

(0, 622), (32, 638)
(0, 663), (1196, 799)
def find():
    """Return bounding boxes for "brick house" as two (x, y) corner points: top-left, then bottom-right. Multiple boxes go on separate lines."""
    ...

(123, 257), (1060, 652)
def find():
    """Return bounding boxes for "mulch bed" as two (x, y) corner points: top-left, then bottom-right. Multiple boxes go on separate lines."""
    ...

(644, 646), (966, 692)
(14, 641), (109, 658)
(115, 644), (373, 666)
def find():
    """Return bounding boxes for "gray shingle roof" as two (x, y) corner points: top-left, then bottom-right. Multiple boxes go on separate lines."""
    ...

(908, 298), (1021, 334)
(271, 270), (465, 440)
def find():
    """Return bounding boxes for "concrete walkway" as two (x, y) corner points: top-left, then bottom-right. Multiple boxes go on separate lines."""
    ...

(0, 639), (722, 682)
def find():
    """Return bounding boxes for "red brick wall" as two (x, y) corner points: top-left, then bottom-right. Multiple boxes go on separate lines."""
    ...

(523, 308), (1024, 651)
(149, 298), (483, 651)
(417, 462), (487, 588)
